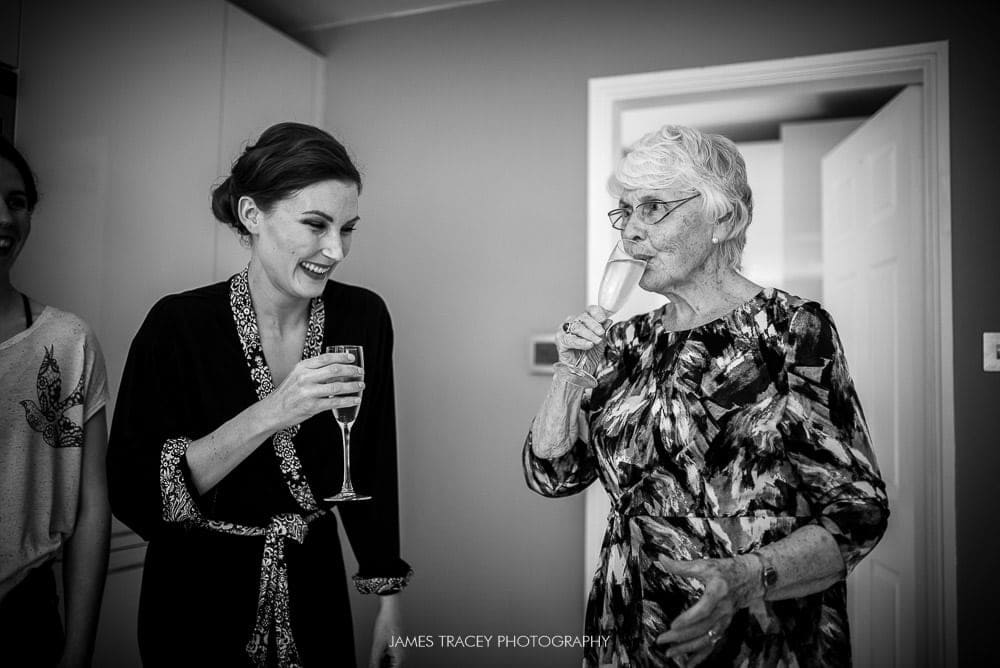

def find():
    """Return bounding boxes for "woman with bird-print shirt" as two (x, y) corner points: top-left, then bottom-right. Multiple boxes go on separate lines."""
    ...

(0, 136), (111, 667)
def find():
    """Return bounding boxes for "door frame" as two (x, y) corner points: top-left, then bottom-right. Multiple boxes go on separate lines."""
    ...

(586, 41), (954, 666)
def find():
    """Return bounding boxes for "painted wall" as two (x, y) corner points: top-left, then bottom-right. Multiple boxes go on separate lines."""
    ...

(308, 0), (1000, 665)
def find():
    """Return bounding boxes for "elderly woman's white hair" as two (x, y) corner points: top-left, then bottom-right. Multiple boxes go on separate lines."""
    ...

(611, 125), (753, 270)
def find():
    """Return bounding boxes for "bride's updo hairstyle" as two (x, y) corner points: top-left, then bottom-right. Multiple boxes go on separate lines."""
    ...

(211, 122), (361, 238)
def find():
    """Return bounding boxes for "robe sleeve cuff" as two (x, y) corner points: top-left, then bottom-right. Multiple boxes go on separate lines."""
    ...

(160, 436), (203, 525)
(353, 567), (413, 595)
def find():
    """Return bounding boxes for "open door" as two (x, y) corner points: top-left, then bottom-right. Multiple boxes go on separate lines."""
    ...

(821, 85), (924, 668)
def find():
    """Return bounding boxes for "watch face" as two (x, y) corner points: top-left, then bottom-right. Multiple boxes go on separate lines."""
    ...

(763, 566), (778, 587)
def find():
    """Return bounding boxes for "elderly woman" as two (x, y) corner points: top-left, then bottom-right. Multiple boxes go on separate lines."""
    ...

(524, 125), (888, 667)
(107, 123), (411, 668)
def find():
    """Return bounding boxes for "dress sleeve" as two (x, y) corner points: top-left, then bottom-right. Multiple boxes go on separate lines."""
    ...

(522, 429), (598, 498)
(521, 319), (632, 498)
(106, 299), (206, 541)
(336, 299), (412, 595)
(778, 303), (890, 574)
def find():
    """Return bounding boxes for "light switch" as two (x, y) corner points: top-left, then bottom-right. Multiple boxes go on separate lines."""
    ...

(529, 334), (559, 375)
(984, 333), (1000, 372)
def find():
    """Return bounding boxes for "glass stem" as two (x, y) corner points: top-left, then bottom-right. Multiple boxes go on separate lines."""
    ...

(572, 320), (612, 369)
(573, 345), (603, 370)
(340, 422), (354, 493)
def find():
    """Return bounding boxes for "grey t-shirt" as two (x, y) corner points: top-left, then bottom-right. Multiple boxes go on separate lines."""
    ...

(0, 306), (108, 600)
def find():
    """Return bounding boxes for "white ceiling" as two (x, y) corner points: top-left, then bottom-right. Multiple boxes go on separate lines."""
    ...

(231, 0), (505, 34)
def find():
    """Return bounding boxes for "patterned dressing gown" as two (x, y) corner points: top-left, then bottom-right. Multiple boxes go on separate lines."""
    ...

(108, 271), (411, 667)
(524, 289), (889, 667)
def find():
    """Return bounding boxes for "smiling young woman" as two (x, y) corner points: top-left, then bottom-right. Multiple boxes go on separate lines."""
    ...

(0, 136), (111, 668)
(107, 123), (411, 668)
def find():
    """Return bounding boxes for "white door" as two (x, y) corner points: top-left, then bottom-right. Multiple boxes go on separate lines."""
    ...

(821, 85), (924, 668)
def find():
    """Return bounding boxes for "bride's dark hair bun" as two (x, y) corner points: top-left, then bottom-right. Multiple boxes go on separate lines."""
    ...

(211, 122), (362, 237)
(210, 177), (239, 230)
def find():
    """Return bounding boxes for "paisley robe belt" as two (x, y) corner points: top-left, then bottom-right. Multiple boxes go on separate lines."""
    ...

(160, 437), (325, 668)
(244, 511), (323, 668)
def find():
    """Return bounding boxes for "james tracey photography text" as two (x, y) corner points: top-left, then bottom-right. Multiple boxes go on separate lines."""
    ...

(388, 635), (612, 649)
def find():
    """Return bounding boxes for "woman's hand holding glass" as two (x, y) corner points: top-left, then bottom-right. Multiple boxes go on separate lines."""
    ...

(260, 352), (364, 432)
(552, 239), (647, 387)
(556, 305), (611, 370)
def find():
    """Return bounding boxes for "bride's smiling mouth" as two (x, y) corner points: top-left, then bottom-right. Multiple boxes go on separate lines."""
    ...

(299, 260), (334, 279)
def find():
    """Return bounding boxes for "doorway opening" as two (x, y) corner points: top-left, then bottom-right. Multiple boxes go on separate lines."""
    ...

(584, 42), (953, 668)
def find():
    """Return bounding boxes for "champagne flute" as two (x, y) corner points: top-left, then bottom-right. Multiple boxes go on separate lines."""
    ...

(323, 344), (371, 502)
(552, 239), (647, 388)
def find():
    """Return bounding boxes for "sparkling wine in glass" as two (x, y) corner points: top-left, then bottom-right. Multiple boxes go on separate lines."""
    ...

(323, 344), (371, 502)
(552, 239), (647, 388)
(598, 249), (647, 313)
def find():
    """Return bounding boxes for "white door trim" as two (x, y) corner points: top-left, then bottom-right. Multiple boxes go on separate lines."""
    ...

(586, 41), (954, 667)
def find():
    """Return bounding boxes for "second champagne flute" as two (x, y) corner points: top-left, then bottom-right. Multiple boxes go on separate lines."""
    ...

(323, 344), (371, 502)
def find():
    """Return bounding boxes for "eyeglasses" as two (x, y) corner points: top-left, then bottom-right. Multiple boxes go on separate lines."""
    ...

(608, 194), (700, 230)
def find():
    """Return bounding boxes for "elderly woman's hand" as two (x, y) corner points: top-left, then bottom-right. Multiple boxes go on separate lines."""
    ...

(655, 555), (762, 668)
(556, 305), (611, 370)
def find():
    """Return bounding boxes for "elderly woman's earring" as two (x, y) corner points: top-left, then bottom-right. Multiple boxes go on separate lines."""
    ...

(711, 236), (719, 244)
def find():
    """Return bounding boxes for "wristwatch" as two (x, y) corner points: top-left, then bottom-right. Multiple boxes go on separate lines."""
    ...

(753, 551), (778, 594)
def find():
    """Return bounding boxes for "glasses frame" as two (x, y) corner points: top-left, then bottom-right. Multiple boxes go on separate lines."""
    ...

(608, 193), (701, 230)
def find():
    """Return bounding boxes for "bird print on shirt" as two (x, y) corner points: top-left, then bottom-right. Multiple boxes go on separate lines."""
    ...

(20, 345), (85, 448)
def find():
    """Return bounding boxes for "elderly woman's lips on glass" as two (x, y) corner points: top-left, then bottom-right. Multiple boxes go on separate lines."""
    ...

(621, 239), (651, 260)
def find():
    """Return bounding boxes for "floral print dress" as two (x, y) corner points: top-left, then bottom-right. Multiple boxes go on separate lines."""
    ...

(524, 289), (889, 667)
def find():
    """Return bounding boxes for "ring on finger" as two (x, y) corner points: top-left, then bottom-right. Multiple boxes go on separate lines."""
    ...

(562, 320), (575, 335)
